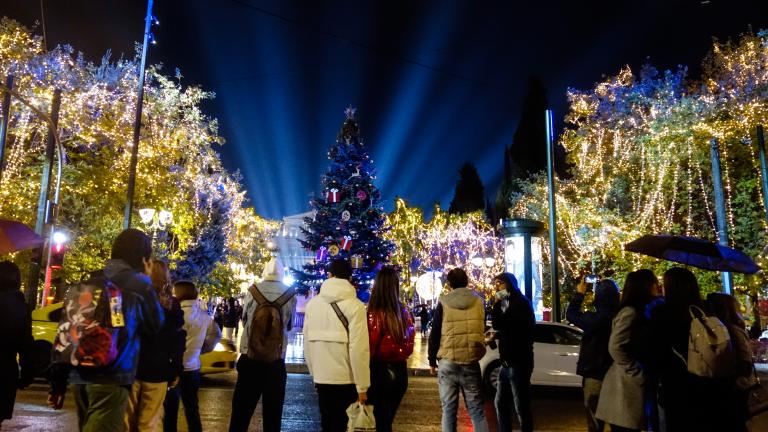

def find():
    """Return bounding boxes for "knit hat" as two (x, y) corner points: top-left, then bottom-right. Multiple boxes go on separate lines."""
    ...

(262, 257), (285, 282)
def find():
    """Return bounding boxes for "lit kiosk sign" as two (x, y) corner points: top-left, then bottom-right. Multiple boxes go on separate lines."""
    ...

(500, 219), (545, 321)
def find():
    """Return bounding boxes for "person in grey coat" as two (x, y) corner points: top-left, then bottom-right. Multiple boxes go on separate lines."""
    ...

(596, 270), (659, 432)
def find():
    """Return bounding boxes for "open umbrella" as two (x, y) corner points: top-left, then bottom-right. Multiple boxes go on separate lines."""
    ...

(624, 234), (759, 274)
(0, 219), (43, 255)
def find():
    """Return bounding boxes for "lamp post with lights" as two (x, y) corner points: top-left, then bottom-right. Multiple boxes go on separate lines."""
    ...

(139, 208), (173, 253)
(123, 0), (160, 229)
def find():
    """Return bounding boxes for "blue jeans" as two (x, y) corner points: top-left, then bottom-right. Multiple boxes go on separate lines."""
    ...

(437, 360), (489, 432)
(494, 364), (533, 432)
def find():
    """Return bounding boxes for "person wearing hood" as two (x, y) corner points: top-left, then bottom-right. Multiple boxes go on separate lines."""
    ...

(47, 229), (165, 432)
(428, 267), (489, 432)
(0, 261), (34, 428)
(566, 277), (620, 432)
(303, 259), (370, 432)
(228, 258), (297, 432)
(491, 273), (535, 432)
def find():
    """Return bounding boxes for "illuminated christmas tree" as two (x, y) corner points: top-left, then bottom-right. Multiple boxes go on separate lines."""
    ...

(295, 107), (394, 296)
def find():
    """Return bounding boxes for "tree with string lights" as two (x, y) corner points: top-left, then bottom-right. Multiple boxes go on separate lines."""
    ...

(0, 19), (277, 293)
(504, 30), (768, 307)
(294, 107), (394, 297)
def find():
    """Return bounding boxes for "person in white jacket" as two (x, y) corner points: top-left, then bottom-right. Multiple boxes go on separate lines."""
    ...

(303, 259), (370, 432)
(164, 281), (221, 432)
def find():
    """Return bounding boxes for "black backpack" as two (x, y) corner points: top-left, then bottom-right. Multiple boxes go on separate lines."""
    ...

(246, 285), (295, 362)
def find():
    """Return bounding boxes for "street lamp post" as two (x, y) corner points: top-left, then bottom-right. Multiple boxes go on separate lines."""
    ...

(123, 0), (158, 229)
(139, 208), (172, 252)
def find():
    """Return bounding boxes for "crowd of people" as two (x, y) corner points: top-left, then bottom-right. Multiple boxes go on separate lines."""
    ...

(0, 228), (764, 432)
(566, 268), (760, 432)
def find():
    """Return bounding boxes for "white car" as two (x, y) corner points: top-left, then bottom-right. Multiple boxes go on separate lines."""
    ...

(479, 321), (583, 393)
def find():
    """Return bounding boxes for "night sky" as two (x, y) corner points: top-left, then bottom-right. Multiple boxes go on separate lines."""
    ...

(1, 1), (766, 219)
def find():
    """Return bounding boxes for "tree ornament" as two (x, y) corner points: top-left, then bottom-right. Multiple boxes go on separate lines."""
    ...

(326, 188), (341, 203)
(328, 245), (340, 256)
(341, 210), (351, 221)
(316, 246), (328, 262)
(356, 190), (367, 201)
(351, 254), (363, 268)
(340, 235), (353, 251)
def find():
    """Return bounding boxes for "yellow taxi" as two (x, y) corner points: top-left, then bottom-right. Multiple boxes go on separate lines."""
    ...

(31, 302), (237, 375)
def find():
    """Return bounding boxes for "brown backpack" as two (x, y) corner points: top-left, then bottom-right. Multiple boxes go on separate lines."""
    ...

(247, 285), (295, 362)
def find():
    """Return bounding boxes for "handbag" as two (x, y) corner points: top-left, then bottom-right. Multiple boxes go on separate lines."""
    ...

(346, 402), (376, 432)
(373, 329), (398, 382)
(747, 366), (768, 418)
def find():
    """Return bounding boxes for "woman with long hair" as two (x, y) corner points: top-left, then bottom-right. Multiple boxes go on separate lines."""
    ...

(367, 266), (415, 432)
(706, 293), (755, 432)
(648, 267), (708, 431)
(596, 269), (659, 432)
(124, 260), (186, 432)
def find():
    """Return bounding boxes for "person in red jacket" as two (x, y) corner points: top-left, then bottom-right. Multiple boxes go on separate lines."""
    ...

(367, 266), (415, 432)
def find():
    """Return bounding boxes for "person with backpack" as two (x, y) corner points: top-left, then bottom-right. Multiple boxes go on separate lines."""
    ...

(706, 293), (755, 432)
(367, 266), (415, 432)
(164, 280), (221, 432)
(596, 269), (659, 432)
(566, 277), (621, 432)
(0, 261), (34, 429)
(491, 272), (535, 432)
(647, 267), (722, 432)
(228, 258), (297, 432)
(124, 260), (186, 432)
(303, 259), (370, 432)
(47, 229), (165, 432)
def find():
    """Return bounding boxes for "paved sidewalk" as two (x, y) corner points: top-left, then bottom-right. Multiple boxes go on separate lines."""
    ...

(284, 326), (433, 374)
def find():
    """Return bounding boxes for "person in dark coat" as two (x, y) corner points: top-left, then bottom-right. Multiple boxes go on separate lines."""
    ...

(418, 306), (430, 336)
(0, 261), (34, 427)
(647, 267), (714, 432)
(124, 260), (186, 432)
(223, 297), (240, 341)
(491, 272), (535, 432)
(566, 277), (620, 432)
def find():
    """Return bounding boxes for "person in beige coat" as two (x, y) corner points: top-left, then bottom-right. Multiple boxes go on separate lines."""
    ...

(596, 270), (659, 432)
(427, 268), (489, 432)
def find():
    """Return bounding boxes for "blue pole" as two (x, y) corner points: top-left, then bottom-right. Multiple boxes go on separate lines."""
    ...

(545, 110), (560, 321)
(709, 138), (733, 294)
(123, 0), (154, 229)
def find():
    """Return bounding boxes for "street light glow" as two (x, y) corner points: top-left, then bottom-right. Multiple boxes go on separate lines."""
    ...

(52, 231), (68, 244)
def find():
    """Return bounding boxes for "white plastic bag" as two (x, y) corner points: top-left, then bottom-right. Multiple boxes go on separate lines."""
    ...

(346, 402), (376, 432)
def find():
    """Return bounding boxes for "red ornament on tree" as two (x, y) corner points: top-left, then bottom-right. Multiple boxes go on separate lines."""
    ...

(356, 190), (367, 201)
(326, 188), (341, 203)
(340, 235), (353, 251)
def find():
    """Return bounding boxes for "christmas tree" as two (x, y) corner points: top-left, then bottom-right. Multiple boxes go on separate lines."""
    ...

(295, 106), (394, 297)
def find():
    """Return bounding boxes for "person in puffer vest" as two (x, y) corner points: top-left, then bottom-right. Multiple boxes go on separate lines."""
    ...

(428, 268), (489, 432)
(228, 258), (296, 432)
